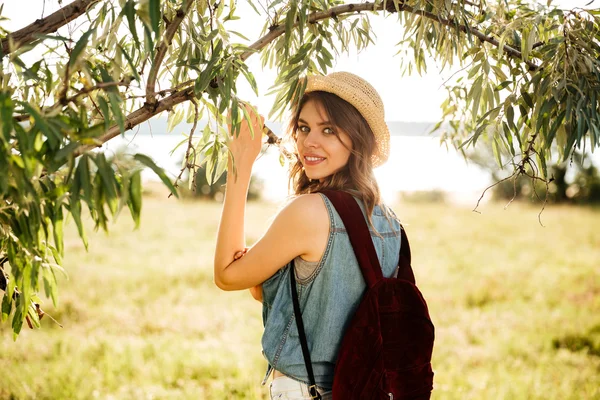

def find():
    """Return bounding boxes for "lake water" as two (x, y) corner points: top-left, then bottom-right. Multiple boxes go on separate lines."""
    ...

(103, 119), (598, 204)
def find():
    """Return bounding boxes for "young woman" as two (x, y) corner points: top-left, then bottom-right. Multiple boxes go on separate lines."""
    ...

(214, 72), (402, 399)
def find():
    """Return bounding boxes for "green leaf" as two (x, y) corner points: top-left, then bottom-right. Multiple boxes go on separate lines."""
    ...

(289, 43), (313, 64)
(240, 103), (257, 139)
(239, 64), (258, 96)
(69, 200), (88, 250)
(54, 141), (80, 162)
(128, 170), (142, 228)
(93, 153), (118, 215)
(69, 28), (95, 70)
(536, 99), (553, 133)
(123, 0), (140, 47)
(468, 63), (481, 79)
(144, 23), (155, 59)
(547, 110), (566, 146)
(245, 0), (261, 14)
(565, 94), (574, 122)
(32, 33), (72, 42)
(150, 0), (161, 38)
(522, 92), (534, 109)
(98, 67), (125, 133)
(1, 293), (12, 322)
(167, 108), (184, 133)
(26, 302), (41, 329)
(92, 173), (108, 231)
(495, 80), (511, 91)
(134, 154), (178, 198)
(213, 149), (228, 184)
(502, 122), (515, 156)
(42, 267), (58, 308)
(97, 96), (111, 131)
(48, 242), (62, 267)
(479, 106), (501, 123)
(52, 205), (64, 256)
(119, 44), (141, 82)
(538, 146), (548, 179)
(492, 137), (503, 167)
(229, 30), (250, 41)
(507, 106), (515, 130)
(0, 92), (14, 140)
(471, 75), (484, 117)
(21, 103), (60, 149)
(231, 97), (240, 137)
(284, 6), (297, 55)
(109, 93), (125, 134)
(205, 148), (216, 186)
(472, 122), (489, 146)
(12, 297), (24, 339)
(77, 155), (93, 203)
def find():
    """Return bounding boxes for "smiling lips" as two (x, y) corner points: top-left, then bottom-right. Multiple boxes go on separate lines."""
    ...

(304, 155), (326, 166)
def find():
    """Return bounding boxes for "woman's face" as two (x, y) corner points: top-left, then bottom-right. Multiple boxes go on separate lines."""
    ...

(295, 100), (353, 182)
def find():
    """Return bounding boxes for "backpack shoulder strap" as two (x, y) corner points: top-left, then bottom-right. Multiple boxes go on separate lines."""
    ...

(320, 190), (383, 288)
(397, 226), (416, 284)
(289, 266), (322, 400)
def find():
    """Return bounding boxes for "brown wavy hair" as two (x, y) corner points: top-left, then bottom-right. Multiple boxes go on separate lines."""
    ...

(286, 91), (383, 226)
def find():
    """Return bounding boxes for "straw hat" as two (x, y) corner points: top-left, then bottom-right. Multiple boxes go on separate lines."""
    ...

(304, 72), (390, 167)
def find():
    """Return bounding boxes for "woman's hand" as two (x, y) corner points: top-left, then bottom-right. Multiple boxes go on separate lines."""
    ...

(228, 103), (265, 172)
(248, 284), (263, 303)
(233, 247), (263, 303)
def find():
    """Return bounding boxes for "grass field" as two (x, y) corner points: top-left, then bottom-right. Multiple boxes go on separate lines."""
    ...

(1, 190), (599, 400)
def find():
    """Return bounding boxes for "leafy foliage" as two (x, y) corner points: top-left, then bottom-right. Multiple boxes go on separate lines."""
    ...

(1, 0), (600, 337)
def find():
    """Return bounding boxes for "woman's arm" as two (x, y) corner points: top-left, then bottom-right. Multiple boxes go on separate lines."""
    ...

(213, 105), (329, 291)
(214, 192), (329, 290)
(214, 105), (263, 284)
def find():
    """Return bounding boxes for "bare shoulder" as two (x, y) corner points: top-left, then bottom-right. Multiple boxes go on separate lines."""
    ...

(276, 194), (329, 262)
(276, 193), (329, 231)
(283, 193), (327, 216)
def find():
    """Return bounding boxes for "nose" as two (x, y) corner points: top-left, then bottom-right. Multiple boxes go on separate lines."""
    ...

(302, 129), (320, 149)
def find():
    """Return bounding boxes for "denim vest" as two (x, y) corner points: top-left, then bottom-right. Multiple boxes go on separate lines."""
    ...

(261, 193), (402, 390)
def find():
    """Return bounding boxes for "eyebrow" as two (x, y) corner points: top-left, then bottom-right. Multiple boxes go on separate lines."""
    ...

(297, 118), (332, 126)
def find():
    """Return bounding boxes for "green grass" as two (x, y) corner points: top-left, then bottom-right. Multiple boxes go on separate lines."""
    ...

(1, 193), (599, 399)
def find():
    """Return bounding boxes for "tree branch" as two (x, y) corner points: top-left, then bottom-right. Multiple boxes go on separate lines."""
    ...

(241, 3), (374, 60)
(76, 0), (542, 156)
(73, 86), (283, 158)
(13, 81), (132, 122)
(145, 1), (194, 104)
(242, 1), (540, 70)
(171, 98), (200, 196)
(1, 0), (101, 55)
(73, 89), (195, 157)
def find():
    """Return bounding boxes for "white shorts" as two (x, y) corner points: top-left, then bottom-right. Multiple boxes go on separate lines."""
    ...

(269, 375), (332, 400)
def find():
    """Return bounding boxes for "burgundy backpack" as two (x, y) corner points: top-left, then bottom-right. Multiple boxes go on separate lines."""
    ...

(290, 190), (434, 399)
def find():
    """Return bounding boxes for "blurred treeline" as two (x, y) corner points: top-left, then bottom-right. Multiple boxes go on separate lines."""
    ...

(179, 164), (264, 201)
(469, 147), (600, 204)
(108, 148), (265, 201)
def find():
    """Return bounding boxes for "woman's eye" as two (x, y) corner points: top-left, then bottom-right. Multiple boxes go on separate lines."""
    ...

(323, 127), (334, 135)
(298, 125), (309, 133)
